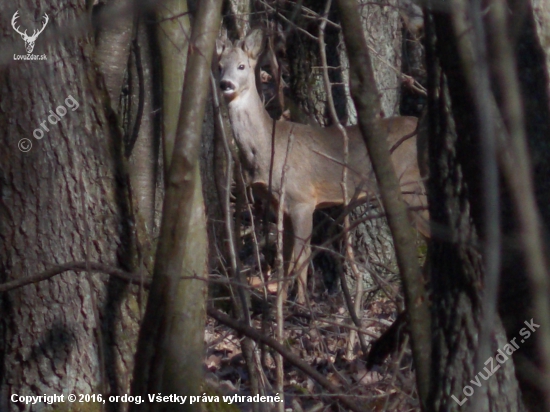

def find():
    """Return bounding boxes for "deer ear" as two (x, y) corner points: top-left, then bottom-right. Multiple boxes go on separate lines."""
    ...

(216, 38), (226, 59)
(216, 31), (229, 59)
(242, 29), (264, 59)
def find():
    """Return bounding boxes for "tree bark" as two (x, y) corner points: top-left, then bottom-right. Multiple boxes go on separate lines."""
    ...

(0, 1), (141, 410)
(424, 0), (550, 408)
(343, 0), (403, 295)
(531, 0), (550, 101)
(343, 0), (402, 119)
(130, 2), (222, 411)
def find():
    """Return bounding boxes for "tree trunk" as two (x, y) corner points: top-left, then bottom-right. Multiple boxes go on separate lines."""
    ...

(130, 2), (222, 410)
(0, 2), (141, 409)
(349, 0), (402, 119)
(532, 0), (550, 100)
(425, 0), (550, 408)
(344, 0), (404, 296)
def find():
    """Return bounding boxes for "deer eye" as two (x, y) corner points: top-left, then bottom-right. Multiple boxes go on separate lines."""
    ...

(218, 64), (222, 73)
(238, 64), (245, 70)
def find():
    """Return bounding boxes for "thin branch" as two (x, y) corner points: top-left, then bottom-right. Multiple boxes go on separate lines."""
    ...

(258, 0), (319, 41)
(210, 72), (252, 325)
(389, 128), (418, 154)
(320, 0), (379, 359)
(0, 261), (148, 293)
(274, 125), (294, 412)
(337, 0), (431, 406)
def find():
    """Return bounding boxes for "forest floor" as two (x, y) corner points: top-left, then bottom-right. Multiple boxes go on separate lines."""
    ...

(204, 286), (419, 411)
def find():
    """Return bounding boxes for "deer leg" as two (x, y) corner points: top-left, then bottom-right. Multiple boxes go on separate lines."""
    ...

(286, 203), (315, 304)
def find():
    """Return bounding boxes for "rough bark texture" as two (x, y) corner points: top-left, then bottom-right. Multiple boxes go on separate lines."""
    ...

(284, 1), (346, 126)
(0, 2), (140, 410)
(424, 0), (550, 408)
(497, 1), (550, 409)
(343, 0), (403, 294)
(424, 72), (524, 411)
(226, 0), (251, 38)
(532, 0), (550, 100)
(341, 0), (402, 120)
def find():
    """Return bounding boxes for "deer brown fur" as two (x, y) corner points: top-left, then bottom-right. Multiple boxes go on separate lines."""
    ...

(217, 29), (428, 303)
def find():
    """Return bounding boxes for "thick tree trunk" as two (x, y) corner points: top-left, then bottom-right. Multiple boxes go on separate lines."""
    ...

(532, 0), (550, 100)
(0, 2), (140, 410)
(425, 0), (550, 408)
(342, 0), (402, 120)
(497, 1), (550, 409)
(424, 70), (525, 409)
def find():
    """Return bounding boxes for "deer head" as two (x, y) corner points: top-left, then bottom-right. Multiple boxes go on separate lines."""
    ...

(12, 10), (49, 54)
(216, 29), (264, 103)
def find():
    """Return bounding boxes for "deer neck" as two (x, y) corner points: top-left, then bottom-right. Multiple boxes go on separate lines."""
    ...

(226, 88), (273, 178)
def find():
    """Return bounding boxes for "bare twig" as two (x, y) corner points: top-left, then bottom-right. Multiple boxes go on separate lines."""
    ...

(211, 71), (265, 407)
(319, 0), (369, 359)
(0, 261), (148, 293)
(274, 125), (295, 412)
(337, 0), (431, 406)
(210, 72), (252, 325)
(389, 128), (418, 154)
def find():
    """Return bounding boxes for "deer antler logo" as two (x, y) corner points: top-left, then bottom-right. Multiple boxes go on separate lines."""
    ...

(12, 10), (49, 54)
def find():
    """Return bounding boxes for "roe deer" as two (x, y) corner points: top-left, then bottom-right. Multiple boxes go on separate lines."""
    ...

(216, 29), (429, 304)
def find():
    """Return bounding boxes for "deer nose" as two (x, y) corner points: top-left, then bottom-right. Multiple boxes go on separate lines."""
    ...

(220, 80), (236, 92)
